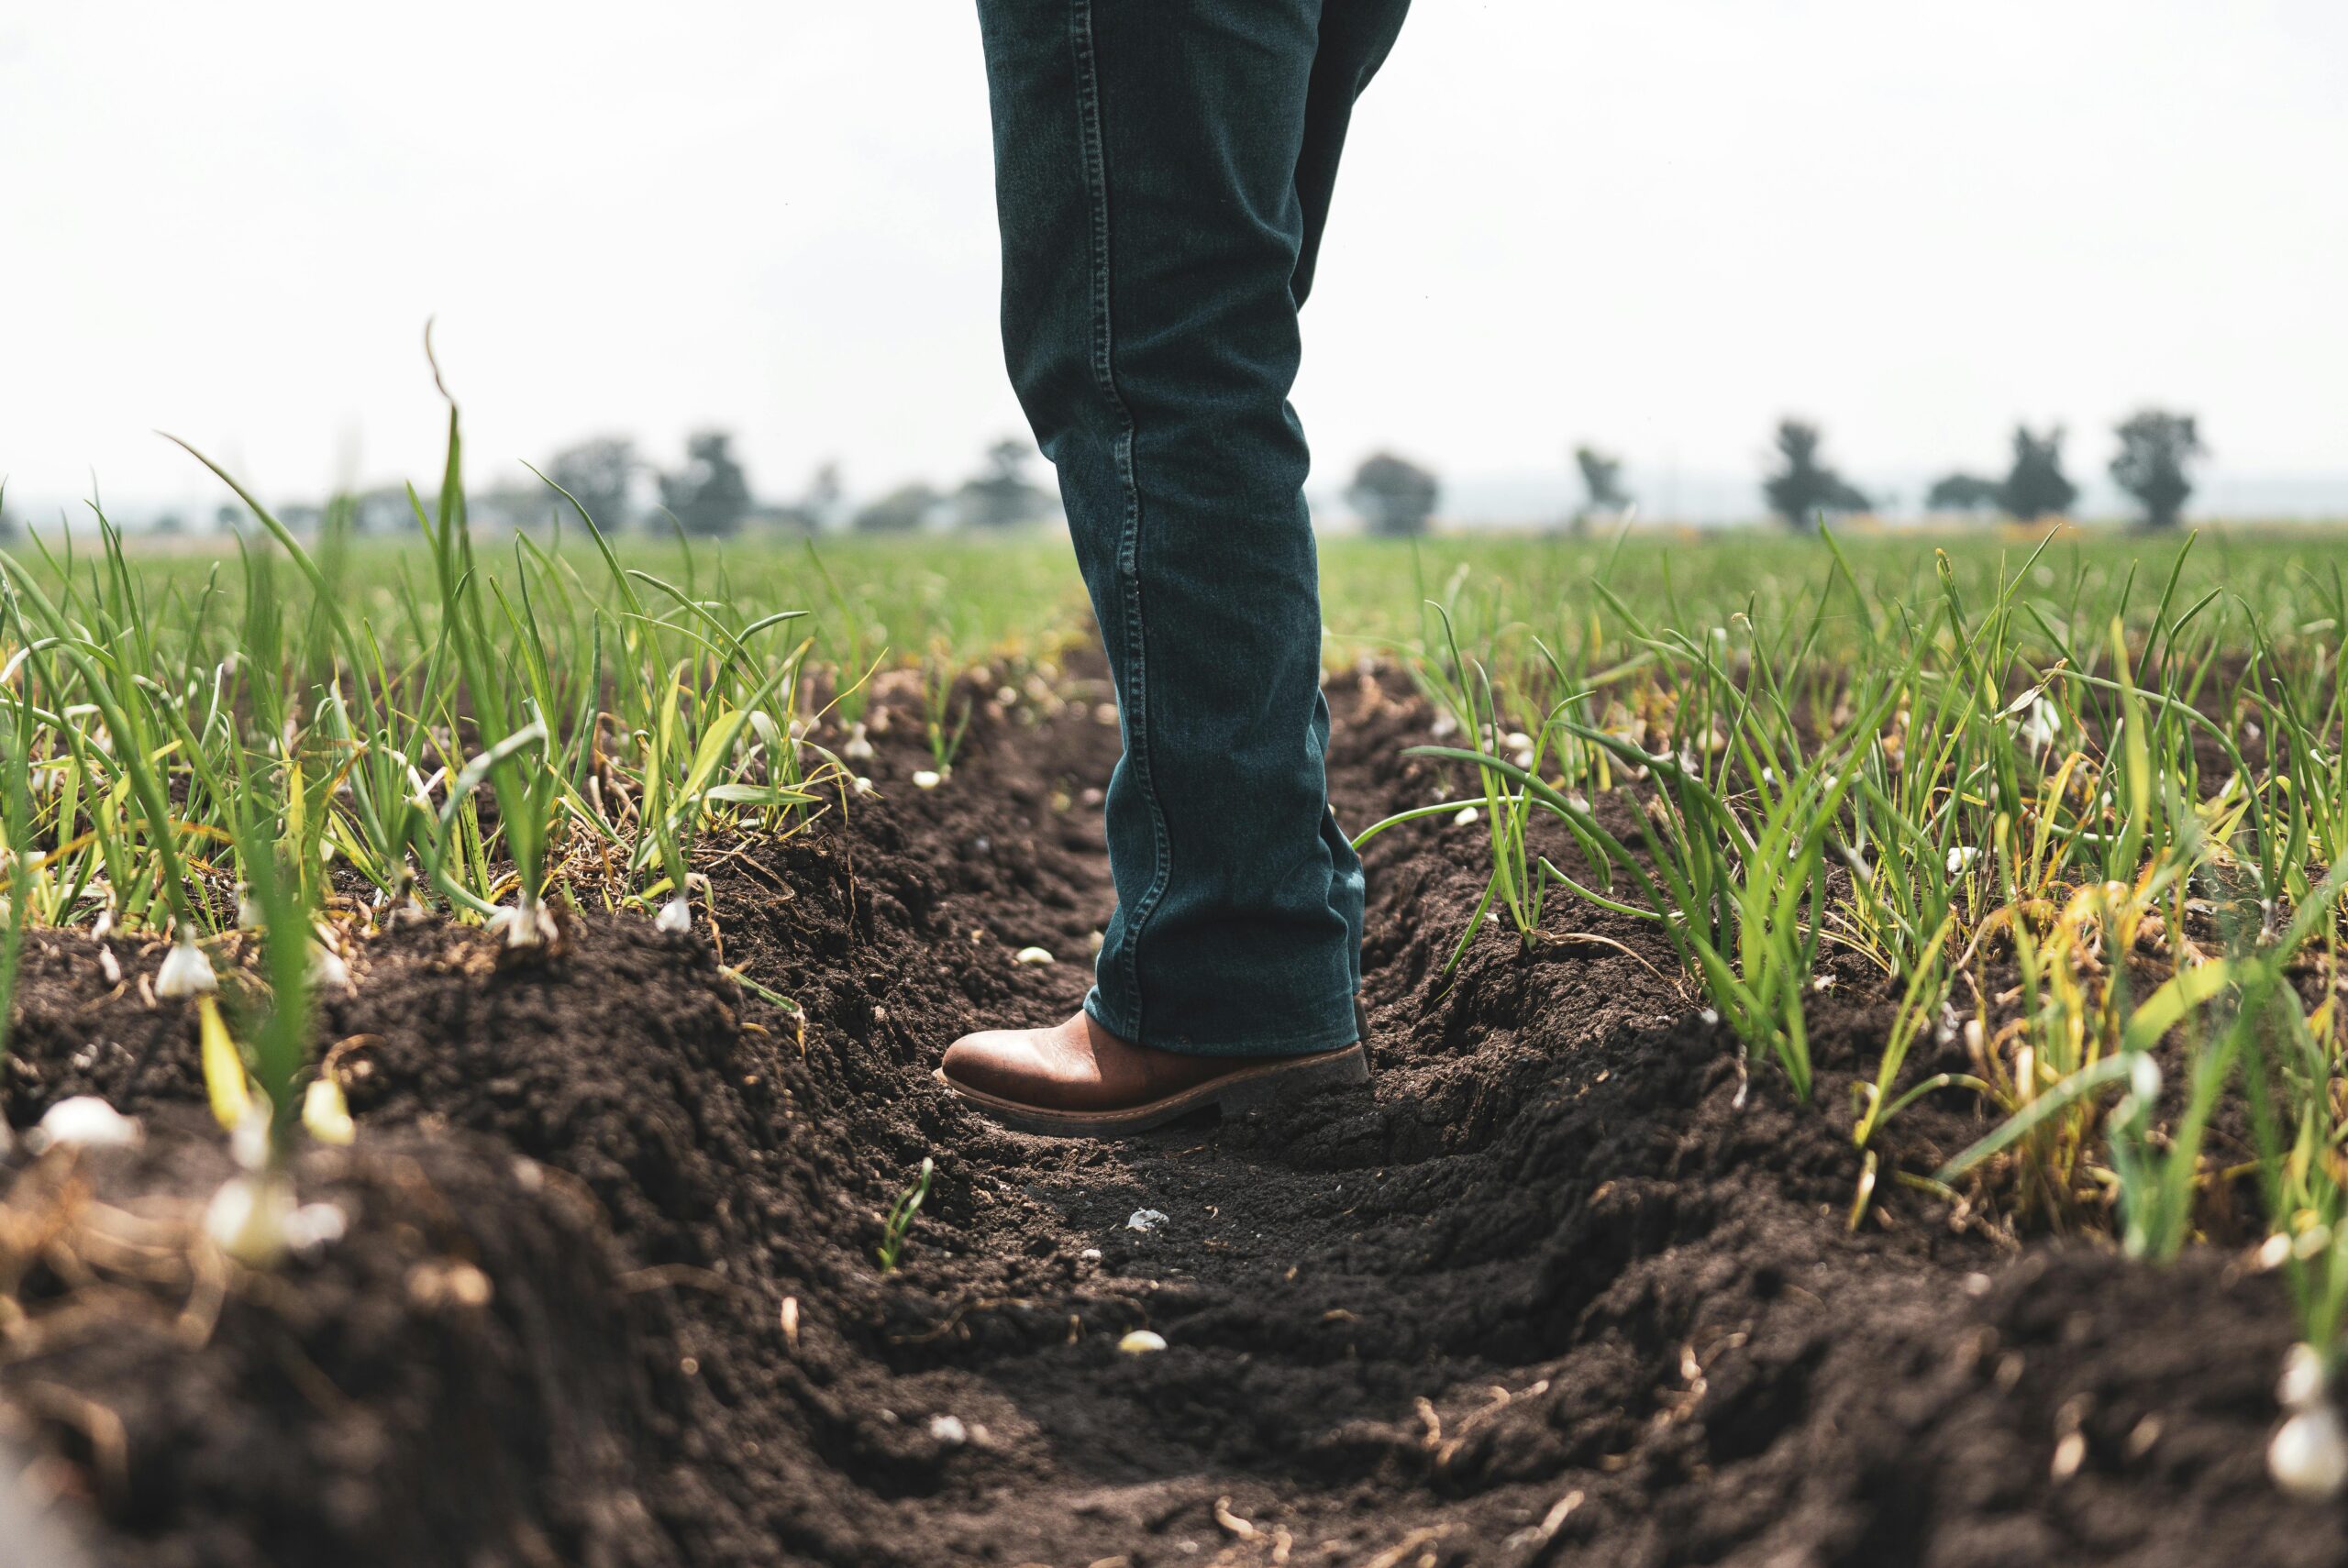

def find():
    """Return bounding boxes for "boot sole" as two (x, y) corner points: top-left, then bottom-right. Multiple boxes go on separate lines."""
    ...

(935, 1042), (1369, 1139)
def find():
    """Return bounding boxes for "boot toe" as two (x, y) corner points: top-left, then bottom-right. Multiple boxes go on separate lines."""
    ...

(939, 1030), (1047, 1101)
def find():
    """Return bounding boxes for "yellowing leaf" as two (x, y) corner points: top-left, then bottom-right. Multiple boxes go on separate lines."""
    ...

(197, 995), (253, 1131)
(303, 1075), (356, 1145)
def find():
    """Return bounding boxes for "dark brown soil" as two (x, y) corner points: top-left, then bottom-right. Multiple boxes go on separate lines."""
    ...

(3, 662), (2339, 1567)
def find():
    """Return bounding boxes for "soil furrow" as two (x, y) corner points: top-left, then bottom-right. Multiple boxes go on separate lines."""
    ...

(0, 669), (2333, 1567)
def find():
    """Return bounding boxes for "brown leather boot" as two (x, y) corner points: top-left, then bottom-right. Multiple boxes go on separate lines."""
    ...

(936, 1010), (1368, 1137)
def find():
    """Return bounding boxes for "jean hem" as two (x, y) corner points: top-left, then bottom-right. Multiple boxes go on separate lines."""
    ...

(1083, 988), (1359, 1059)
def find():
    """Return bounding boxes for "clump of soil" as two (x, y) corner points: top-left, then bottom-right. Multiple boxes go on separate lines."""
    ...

(2, 662), (2336, 1567)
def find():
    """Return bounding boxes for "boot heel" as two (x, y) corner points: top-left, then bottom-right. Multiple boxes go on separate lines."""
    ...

(1218, 1045), (1370, 1117)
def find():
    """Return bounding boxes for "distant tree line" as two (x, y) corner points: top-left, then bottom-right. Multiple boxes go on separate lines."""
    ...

(1744, 409), (2203, 531)
(1922, 410), (2203, 529)
(147, 432), (1058, 543)
(1332, 405), (2205, 540)
(534, 433), (1055, 537)
(1584, 407), (2202, 537)
(1925, 425), (2076, 521)
(21, 405), (2215, 545)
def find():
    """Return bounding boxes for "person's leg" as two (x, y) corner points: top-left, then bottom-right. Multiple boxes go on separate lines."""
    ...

(1289, 0), (1411, 1009)
(966, 0), (1403, 1082)
(1293, 0), (1412, 311)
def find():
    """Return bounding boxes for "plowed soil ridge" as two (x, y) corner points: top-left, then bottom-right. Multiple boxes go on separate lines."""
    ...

(1, 667), (2334, 1567)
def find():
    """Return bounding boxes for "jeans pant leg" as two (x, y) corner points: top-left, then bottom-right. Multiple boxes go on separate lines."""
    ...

(977, 0), (1406, 1055)
(1293, 1), (1410, 1008)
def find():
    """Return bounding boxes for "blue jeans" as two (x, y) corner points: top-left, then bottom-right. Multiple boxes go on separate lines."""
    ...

(977, 0), (1406, 1056)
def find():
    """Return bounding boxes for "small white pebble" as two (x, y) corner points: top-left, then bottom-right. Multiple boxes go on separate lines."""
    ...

(1946, 845), (1979, 876)
(1080, 1247), (1102, 1262)
(1127, 1209), (1168, 1233)
(98, 945), (123, 986)
(309, 942), (351, 989)
(31, 1096), (142, 1152)
(1119, 1329), (1168, 1354)
(927, 1414), (968, 1447)
(1014, 946), (1054, 966)
(912, 769), (943, 790)
(1962, 1272), (1993, 1297)
(282, 1200), (349, 1260)
(1453, 806), (1480, 827)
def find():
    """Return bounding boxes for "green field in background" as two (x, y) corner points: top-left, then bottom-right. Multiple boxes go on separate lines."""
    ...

(106, 522), (2348, 671)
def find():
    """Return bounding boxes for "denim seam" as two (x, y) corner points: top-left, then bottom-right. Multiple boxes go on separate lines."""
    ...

(1069, 0), (1172, 1043)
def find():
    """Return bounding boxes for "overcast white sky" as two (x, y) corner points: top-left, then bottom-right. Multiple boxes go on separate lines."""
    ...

(2, 1), (2343, 524)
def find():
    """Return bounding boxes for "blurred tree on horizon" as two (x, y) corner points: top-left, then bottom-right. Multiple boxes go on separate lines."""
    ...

(755, 462), (844, 533)
(803, 461), (843, 525)
(1999, 424), (2077, 521)
(1762, 419), (1869, 528)
(1572, 445), (1630, 534)
(1346, 451), (1440, 536)
(955, 438), (1054, 528)
(853, 481), (942, 534)
(1925, 473), (2002, 513)
(2111, 409), (2203, 529)
(659, 431), (753, 536)
(548, 436), (638, 535)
